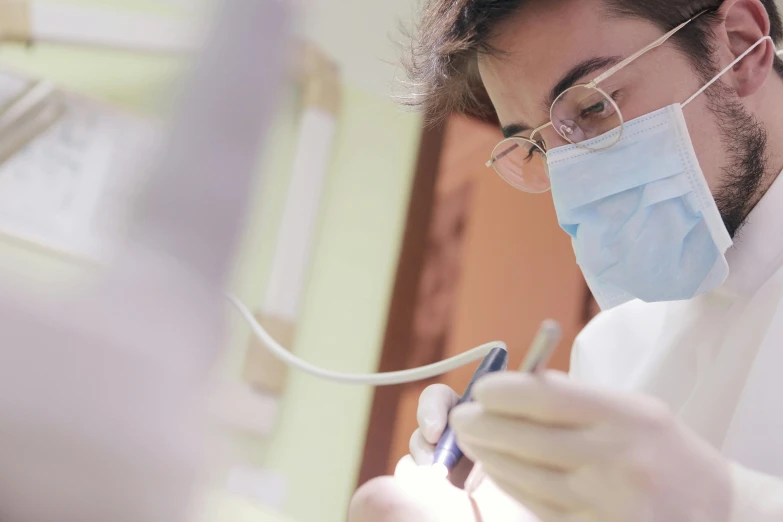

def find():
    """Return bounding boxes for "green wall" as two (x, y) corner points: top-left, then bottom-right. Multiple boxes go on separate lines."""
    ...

(258, 85), (420, 522)
(229, 85), (421, 522)
(224, 84), (422, 522)
(0, 4), (423, 522)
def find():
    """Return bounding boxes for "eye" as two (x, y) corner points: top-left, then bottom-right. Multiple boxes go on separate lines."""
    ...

(579, 100), (610, 119)
(524, 140), (546, 160)
(577, 90), (620, 122)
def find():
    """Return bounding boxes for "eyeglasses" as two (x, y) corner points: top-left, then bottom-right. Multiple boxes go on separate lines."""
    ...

(486, 10), (708, 193)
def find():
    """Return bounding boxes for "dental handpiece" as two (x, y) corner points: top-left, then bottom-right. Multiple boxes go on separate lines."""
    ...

(462, 319), (562, 494)
(432, 346), (509, 473)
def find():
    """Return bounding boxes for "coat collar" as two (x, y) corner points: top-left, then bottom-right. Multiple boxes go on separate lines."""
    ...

(720, 172), (783, 298)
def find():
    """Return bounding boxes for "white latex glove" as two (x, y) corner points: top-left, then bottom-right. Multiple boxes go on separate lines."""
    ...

(408, 384), (474, 484)
(409, 384), (460, 465)
(449, 371), (733, 522)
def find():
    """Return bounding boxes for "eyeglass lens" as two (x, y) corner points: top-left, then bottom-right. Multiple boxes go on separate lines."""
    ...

(550, 85), (622, 146)
(491, 138), (550, 193)
(489, 85), (622, 192)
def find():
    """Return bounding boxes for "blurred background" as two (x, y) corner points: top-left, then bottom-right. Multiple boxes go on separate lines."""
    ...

(0, 0), (602, 521)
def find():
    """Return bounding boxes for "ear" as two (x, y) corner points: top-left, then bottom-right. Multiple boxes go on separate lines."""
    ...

(716, 0), (776, 97)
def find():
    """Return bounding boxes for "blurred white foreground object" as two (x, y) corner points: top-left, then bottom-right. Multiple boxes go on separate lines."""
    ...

(0, 1), (289, 521)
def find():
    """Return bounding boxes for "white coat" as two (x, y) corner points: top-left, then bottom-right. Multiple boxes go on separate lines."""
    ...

(570, 173), (783, 519)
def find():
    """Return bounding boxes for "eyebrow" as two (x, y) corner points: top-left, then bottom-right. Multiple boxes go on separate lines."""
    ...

(501, 122), (530, 139)
(546, 56), (622, 108)
(500, 55), (622, 139)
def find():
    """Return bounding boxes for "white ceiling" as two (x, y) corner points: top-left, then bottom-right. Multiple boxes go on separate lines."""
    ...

(298, 0), (783, 96)
(295, 0), (420, 96)
(149, 0), (421, 95)
(149, 0), (783, 96)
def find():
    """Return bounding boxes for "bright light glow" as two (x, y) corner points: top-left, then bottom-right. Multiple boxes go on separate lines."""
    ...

(394, 455), (449, 483)
(391, 456), (474, 519)
(432, 463), (450, 480)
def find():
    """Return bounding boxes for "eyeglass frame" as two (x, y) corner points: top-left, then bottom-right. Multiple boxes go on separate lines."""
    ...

(485, 9), (711, 190)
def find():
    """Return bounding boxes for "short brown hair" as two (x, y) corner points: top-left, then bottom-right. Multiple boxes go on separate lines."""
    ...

(402, 0), (783, 122)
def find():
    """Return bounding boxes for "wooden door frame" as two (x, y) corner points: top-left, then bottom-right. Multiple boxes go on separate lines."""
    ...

(355, 112), (598, 486)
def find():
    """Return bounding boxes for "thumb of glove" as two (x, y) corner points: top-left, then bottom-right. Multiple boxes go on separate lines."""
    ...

(417, 384), (460, 444)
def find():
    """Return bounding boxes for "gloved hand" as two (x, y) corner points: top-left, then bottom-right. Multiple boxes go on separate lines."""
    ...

(408, 384), (474, 485)
(449, 370), (733, 522)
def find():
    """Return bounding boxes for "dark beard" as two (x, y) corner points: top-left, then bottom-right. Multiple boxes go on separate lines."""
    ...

(705, 83), (770, 238)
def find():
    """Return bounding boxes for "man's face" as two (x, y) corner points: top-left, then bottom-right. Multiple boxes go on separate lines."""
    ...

(478, 0), (769, 236)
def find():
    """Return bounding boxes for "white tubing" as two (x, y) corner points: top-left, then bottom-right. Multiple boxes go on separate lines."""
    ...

(226, 294), (504, 386)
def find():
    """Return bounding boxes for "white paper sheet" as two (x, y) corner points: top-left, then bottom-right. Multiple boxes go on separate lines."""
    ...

(0, 66), (158, 259)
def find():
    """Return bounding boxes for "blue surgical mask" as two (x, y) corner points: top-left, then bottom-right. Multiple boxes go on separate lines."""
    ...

(546, 103), (733, 310)
(543, 35), (774, 310)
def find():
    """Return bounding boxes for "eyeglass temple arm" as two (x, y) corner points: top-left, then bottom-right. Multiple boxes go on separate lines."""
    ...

(487, 10), (777, 169)
(589, 10), (708, 87)
(486, 143), (517, 167)
(683, 35), (774, 106)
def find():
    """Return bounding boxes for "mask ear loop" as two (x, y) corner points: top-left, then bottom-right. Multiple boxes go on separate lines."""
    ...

(683, 36), (773, 108)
